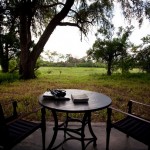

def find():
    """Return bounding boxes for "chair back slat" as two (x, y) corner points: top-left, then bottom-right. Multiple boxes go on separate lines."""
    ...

(0, 104), (9, 147)
(12, 101), (18, 117)
(0, 104), (5, 123)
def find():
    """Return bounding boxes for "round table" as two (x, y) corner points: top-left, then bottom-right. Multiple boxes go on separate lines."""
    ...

(39, 89), (112, 150)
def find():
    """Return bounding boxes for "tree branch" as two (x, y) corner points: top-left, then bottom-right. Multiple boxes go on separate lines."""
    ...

(58, 22), (78, 27)
(33, 0), (75, 60)
(58, 21), (83, 32)
(40, 2), (65, 8)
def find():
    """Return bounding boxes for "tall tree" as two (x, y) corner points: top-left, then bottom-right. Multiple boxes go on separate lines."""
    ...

(135, 35), (150, 73)
(115, 26), (134, 74)
(44, 50), (58, 62)
(0, 33), (20, 72)
(1, 0), (150, 79)
(3, 0), (113, 79)
(87, 26), (133, 75)
(0, 0), (20, 72)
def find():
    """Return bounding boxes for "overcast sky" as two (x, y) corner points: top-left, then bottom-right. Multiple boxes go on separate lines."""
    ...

(43, 4), (150, 59)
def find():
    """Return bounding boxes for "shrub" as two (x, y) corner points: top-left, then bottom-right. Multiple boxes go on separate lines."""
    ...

(0, 72), (19, 83)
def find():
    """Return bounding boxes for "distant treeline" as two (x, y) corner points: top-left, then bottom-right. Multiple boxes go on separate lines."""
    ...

(37, 60), (106, 68)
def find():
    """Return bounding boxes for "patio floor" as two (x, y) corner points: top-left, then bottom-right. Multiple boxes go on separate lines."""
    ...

(12, 122), (147, 150)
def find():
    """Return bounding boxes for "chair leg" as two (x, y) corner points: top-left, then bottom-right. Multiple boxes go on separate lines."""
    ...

(106, 125), (111, 150)
(41, 127), (46, 150)
(106, 108), (112, 150)
(41, 107), (46, 150)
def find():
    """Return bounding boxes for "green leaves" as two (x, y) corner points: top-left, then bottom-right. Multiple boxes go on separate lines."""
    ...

(87, 26), (134, 75)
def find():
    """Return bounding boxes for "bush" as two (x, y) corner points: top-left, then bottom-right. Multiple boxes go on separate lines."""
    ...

(0, 72), (19, 83)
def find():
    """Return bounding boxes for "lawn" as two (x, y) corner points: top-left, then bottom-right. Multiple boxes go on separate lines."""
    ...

(0, 67), (150, 122)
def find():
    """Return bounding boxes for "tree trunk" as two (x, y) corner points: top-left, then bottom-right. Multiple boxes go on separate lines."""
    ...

(19, 0), (74, 79)
(19, 57), (36, 79)
(107, 60), (112, 76)
(1, 57), (9, 73)
(19, 9), (34, 79)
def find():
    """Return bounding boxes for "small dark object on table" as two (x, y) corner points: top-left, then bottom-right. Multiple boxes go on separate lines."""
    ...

(50, 89), (66, 97)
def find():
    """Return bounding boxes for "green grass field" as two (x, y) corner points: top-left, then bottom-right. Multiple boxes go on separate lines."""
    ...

(0, 67), (150, 121)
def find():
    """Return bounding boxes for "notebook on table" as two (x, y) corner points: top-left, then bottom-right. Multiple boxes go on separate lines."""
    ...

(71, 94), (89, 103)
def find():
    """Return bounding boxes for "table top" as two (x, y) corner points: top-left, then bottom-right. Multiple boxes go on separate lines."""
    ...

(38, 89), (112, 113)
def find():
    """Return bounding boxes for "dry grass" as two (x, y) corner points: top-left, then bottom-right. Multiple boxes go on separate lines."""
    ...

(0, 67), (150, 122)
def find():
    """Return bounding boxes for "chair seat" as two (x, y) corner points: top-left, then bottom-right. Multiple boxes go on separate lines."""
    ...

(1, 119), (41, 148)
(113, 116), (150, 145)
(0, 101), (46, 150)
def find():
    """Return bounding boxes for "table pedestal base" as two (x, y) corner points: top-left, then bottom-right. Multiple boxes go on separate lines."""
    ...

(47, 110), (97, 150)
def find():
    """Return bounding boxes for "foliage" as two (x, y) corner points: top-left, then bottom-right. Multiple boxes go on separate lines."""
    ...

(1, 0), (150, 79)
(0, 33), (20, 73)
(114, 54), (135, 74)
(44, 50), (58, 62)
(0, 72), (19, 83)
(135, 35), (150, 73)
(0, 0), (114, 79)
(117, 0), (150, 26)
(139, 48), (150, 73)
(0, 0), (20, 73)
(9, 59), (18, 72)
(87, 26), (134, 75)
(37, 53), (106, 68)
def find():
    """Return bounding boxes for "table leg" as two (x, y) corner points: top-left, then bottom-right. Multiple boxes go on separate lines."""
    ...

(81, 113), (88, 150)
(64, 113), (69, 138)
(87, 112), (97, 147)
(47, 110), (58, 150)
(81, 112), (97, 149)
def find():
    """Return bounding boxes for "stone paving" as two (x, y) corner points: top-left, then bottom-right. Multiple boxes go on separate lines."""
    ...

(12, 122), (147, 150)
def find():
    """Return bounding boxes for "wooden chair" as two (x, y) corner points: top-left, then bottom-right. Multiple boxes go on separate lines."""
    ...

(0, 100), (46, 150)
(106, 100), (150, 150)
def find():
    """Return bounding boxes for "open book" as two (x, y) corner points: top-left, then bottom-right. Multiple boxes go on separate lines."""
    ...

(71, 94), (89, 103)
